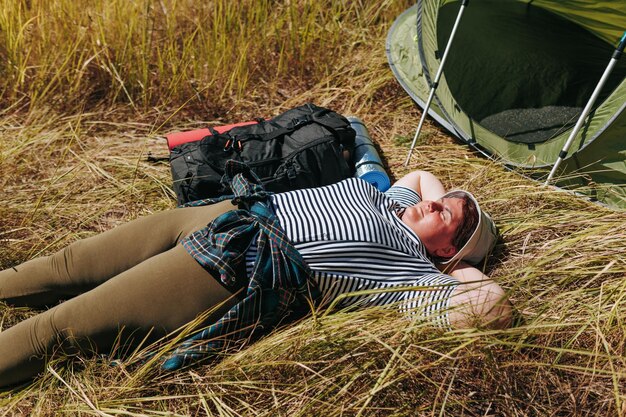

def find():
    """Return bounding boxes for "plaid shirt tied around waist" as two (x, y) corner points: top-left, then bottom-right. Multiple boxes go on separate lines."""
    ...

(162, 160), (319, 371)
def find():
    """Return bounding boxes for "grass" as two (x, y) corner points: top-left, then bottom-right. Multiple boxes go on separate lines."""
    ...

(2, 0), (626, 415)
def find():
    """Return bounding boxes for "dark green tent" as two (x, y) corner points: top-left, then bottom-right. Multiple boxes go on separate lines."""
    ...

(387, 0), (626, 208)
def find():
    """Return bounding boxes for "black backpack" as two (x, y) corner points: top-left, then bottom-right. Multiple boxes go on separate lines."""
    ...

(169, 103), (356, 204)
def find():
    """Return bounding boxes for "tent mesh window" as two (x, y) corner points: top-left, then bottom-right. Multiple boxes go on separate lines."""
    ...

(437, 1), (626, 144)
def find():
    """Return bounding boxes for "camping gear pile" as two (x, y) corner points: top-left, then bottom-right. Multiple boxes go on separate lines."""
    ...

(166, 104), (391, 204)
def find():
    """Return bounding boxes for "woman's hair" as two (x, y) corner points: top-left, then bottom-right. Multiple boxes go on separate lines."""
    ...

(446, 191), (479, 252)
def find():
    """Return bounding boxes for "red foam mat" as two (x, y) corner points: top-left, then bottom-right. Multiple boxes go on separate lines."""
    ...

(166, 121), (259, 150)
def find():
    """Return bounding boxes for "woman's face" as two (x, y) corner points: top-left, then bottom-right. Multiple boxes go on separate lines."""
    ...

(401, 197), (465, 258)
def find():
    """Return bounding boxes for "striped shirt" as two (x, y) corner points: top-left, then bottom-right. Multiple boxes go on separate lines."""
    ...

(248, 178), (459, 327)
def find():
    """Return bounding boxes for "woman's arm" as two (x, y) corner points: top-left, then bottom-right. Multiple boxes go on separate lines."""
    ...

(443, 261), (512, 329)
(393, 170), (446, 201)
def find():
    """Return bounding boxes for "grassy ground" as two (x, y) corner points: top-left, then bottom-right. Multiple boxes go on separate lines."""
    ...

(1, 1), (626, 415)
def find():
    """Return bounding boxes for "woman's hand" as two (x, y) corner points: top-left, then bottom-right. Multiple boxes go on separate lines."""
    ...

(440, 260), (513, 330)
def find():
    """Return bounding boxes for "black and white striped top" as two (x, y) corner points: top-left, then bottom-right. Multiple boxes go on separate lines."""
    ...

(249, 178), (459, 327)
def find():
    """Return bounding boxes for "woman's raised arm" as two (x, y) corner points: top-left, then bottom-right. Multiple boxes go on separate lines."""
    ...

(443, 261), (512, 330)
(392, 170), (446, 201)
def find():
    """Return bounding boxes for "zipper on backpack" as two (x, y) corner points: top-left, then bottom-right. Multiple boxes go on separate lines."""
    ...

(223, 138), (243, 152)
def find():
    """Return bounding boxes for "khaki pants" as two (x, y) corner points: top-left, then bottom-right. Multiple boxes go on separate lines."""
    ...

(0, 200), (238, 388)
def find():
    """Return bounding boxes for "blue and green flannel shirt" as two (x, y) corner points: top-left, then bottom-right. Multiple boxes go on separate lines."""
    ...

(162, 160), (319, 371)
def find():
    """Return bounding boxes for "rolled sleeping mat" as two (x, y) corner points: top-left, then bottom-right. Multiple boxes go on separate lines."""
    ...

(347, 116), (391, 192)
(165, 121), (259, 151)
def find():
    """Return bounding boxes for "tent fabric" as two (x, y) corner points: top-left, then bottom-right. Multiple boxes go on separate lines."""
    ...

(387, 0), (626, 209)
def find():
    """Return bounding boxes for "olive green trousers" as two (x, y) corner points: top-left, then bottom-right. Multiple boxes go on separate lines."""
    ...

(0, 200), (238, 388)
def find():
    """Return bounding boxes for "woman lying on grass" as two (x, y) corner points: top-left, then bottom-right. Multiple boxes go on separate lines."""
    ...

(0, 162), (512, 388)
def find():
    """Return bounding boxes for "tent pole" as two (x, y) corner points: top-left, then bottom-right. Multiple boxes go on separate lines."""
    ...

(404, 0), (469, 167)
(544, 31), (626, 185)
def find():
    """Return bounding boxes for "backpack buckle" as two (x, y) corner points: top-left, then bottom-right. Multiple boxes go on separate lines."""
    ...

(286, 161), (297, 179)
(291, 115), (311, 129)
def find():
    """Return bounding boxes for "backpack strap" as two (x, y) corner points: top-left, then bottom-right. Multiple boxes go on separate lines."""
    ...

(308, 110), (351, 143)
(251, 109), (349, 143)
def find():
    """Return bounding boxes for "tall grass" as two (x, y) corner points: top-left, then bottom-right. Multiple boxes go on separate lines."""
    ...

(2, 0), (626, 416)
(0, 0), (409, 111)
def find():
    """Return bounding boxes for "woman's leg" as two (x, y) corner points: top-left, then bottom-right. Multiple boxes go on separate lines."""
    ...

(0, 244), (239, 388)
(0, 200), (236, 307)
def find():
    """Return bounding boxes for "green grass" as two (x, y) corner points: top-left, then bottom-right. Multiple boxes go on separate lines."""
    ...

(2, 0), (626, 415)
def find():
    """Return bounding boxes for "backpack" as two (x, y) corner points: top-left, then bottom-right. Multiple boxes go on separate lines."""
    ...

(169, 103), (356, 204)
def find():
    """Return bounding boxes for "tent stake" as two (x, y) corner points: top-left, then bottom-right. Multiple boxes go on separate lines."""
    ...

(404, 0), (469, 167)
(544, 31), (626, 185)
